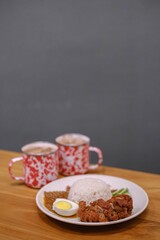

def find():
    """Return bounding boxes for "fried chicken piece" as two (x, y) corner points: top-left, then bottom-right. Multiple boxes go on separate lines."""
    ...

(78, 194), (133, 222)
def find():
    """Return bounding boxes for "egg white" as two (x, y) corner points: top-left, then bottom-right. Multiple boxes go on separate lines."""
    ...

(52, 198), (78, 217)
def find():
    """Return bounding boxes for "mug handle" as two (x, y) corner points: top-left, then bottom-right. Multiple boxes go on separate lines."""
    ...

(89, 146), (103, 170)
(8, 157), (25, 181)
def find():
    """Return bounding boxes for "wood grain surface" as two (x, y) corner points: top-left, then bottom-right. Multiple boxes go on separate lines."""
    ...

(0, 149), (160, 240)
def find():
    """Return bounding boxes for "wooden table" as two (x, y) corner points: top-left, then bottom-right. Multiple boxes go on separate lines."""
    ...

(0, 149), (160, 240)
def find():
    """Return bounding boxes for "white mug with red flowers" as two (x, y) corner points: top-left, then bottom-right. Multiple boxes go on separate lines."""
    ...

(8, 141), (59, 188)
(55, 133), (103, 176)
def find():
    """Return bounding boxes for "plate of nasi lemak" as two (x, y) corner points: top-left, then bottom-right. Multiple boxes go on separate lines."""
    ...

(36, 174), (149, 226)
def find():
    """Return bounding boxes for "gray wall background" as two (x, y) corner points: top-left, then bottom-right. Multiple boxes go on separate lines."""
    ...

(0, 0), (160, 174)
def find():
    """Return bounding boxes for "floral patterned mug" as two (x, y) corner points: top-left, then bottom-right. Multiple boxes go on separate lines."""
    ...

(8, 141), (59, 188)
(55, 133), (103, 176)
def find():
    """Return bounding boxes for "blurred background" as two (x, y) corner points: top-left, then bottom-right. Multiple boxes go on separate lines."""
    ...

(0, 0), (160, 174)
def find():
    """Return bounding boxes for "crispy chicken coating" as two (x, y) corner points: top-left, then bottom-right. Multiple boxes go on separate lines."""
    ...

(78, 194), (133, 222)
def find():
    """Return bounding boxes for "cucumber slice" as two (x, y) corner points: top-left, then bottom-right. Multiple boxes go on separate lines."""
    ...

(112, 188), (129, 196)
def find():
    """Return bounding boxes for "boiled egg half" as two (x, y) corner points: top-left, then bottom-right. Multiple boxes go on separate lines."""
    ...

(52, 198), (78, 216)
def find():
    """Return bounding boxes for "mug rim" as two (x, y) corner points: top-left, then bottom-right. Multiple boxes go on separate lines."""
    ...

(55, 133), (90, 146)
(21, 141), (58, 156)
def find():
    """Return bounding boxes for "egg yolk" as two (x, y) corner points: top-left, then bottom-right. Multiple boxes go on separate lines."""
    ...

(55, 201), (72, 210)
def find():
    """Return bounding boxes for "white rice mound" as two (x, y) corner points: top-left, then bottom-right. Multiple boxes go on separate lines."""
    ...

(68, 178), (112, 205)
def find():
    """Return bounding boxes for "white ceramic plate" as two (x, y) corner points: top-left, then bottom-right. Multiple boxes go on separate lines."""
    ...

(36, 174), (149, 226)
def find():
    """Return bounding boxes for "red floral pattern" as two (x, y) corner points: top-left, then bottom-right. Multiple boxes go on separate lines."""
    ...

(58, 144), (103, 176)
(8, 152), (59, 188)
